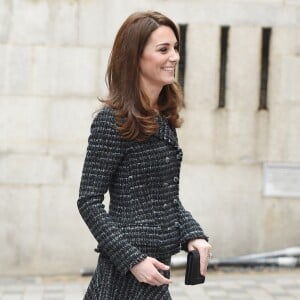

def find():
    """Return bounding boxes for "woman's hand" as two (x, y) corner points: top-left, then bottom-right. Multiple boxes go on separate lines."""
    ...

(188, 239), (212, 276)
(130, 257), (172, 286)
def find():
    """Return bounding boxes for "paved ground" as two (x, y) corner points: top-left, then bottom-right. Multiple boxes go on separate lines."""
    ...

(0, 268), (299, 300)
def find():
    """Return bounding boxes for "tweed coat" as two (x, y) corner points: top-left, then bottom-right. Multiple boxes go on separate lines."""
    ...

(78, 106), (208, 299)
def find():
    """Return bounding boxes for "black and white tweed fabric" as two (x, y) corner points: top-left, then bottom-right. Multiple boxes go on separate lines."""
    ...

(78, 106), (208, 299)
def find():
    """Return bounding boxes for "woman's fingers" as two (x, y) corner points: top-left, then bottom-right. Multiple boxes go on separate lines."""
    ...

(130, 257), (172, 286)
(150, 258), (172, 285)
(187, 238), (212, 276)
(199, 245), (211, 276)
(152, 258), (170, 271)
(148, 270), (172, 286)
(200, 249), (209, 276)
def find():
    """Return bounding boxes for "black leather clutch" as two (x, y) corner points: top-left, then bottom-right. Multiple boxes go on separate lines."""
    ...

(185, 250), (205, 285)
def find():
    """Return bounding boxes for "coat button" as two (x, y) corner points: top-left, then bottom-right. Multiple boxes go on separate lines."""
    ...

(176, 149), (183, 160)
(173, 176), (179, 183)
(173, 198), (178, 204)
(165, 157), (170, 163)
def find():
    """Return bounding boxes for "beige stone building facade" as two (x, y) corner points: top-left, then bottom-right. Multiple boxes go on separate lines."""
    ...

(0, 0), (299, 275)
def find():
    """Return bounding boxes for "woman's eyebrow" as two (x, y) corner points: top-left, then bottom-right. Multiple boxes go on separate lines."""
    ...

(156, 42), (178, 47)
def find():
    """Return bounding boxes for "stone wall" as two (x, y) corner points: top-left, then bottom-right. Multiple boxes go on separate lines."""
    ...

(0, 0), (299, 275)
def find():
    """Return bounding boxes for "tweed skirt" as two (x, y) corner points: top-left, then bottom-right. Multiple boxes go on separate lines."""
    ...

(84, 254), (172, 300)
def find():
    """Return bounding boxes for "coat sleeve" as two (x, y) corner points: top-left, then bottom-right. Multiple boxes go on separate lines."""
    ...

(172, 128), (209, 250)
(77, 107), (147, 274)
(177, 201), (209, 251)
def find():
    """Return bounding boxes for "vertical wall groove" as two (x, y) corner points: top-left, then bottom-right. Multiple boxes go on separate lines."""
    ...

(259, 27), (272, 110)
(219, 26), (230, 108)
(178, 24), (187, 93)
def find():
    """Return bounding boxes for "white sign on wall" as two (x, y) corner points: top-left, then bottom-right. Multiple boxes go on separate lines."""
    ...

(263, 163), (300, 198)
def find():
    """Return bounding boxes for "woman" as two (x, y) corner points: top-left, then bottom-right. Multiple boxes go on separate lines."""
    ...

(78, 11), (211, 299)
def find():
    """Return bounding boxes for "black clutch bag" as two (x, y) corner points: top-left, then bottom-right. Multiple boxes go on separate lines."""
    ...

(185, 250), (205, 285)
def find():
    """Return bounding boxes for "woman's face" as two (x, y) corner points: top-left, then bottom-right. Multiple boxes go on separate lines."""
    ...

(139, 25), (180, 92)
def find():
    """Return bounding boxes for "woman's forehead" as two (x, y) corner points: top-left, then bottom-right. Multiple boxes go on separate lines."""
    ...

(147, 26), (178, 46)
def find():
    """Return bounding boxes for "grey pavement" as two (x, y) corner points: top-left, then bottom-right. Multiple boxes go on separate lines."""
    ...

(0, 268), (299, 300)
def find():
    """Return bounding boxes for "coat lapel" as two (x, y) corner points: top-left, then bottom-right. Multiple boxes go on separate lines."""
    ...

(154, 115), (179, 149)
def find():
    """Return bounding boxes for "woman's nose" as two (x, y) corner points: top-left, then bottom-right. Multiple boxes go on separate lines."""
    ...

(169, 49), (180, 62)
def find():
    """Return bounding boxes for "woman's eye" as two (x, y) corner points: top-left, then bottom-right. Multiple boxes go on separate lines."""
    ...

(159, 48), (168, 53)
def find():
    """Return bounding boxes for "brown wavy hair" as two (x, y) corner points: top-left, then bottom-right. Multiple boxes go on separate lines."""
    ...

(104, 11), (183, 142)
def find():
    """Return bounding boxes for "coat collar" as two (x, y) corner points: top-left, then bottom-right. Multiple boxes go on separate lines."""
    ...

(154, 115), (179, 149)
